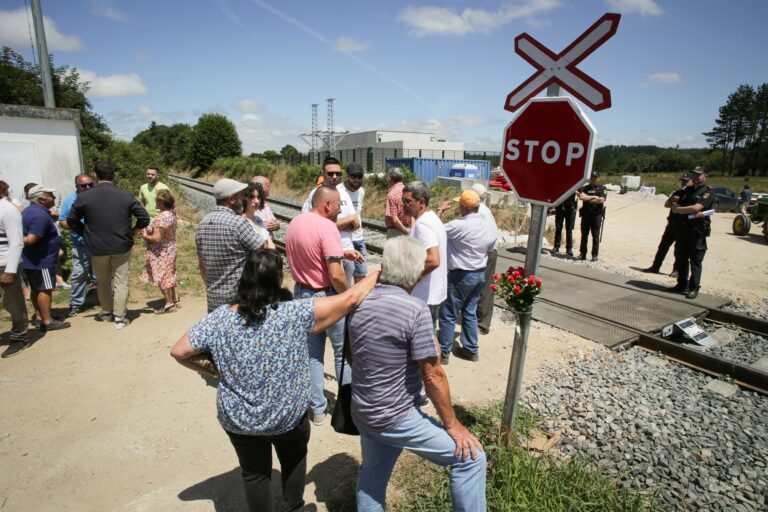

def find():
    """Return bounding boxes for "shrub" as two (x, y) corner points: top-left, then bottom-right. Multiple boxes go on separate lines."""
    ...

(84, 140), (163, 194)
(285, 162), (322, 190)
(211, 156), (276, 181)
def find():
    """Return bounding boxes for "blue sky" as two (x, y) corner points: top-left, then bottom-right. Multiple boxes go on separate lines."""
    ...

(1, 0), (766, 154)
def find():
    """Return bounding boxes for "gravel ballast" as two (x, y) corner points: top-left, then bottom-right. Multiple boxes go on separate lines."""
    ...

(523, 347), (768, 511)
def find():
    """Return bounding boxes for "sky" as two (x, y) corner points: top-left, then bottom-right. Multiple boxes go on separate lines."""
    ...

(1, 0), (766, 154)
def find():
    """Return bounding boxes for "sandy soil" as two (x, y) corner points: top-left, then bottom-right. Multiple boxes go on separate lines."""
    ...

(0, 191), (764, 511)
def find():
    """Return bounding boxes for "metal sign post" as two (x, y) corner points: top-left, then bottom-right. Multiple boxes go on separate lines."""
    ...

(499, 13), (620, 439)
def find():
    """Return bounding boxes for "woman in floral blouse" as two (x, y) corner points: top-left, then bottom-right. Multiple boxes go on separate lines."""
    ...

(171, 249), (378, 511)
(140, 190), (179, 313)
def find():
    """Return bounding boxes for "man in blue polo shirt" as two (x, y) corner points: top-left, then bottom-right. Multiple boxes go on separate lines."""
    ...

(22, 185), (70, 332)
(59, 174), (96, 317)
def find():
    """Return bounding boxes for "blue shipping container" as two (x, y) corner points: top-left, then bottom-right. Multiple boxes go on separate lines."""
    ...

(385, 157), (491, 185)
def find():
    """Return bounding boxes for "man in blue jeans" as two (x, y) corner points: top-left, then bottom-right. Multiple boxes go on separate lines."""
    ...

(349, 236), (486, 511)
(436, 190), (497, 362)
(59, 174), (96, 317)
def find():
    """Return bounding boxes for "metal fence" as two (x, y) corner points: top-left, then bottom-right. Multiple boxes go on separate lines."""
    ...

(260, 149), (502, 172)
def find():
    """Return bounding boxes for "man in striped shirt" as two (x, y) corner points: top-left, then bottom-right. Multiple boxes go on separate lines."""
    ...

(349, 236), (486, 511)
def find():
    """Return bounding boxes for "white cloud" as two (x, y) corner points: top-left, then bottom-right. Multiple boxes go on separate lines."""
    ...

(0, 7), (86, 51)
(234, 112), (305, 154)
(91, 4), (130, 22)
(78, 69), (148, 97)
(648, 72), (682, 85)
(332, 36), (371, 53)
(398, 0), (561, 37)
(136, 105), (154, 118)
(605, 0), (662, 16)
(232, 99), (265, 114)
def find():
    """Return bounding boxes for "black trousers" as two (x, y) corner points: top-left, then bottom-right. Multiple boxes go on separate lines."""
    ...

(554, 209), (576, 251)
(226, 414), (311, 512)
(579, 215), (603, 257)
(652, 222), (676, 270)
(477, 249), (497, 332)
(674, 231), (707, 290)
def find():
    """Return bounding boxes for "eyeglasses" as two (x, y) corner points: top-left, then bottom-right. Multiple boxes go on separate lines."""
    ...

(79, 183), (95, 189)
(326, 172), (342, 177)
(348, 174), (363, 179)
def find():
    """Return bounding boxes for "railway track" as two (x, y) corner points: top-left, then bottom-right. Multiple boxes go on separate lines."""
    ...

(172, 173), (768, 393)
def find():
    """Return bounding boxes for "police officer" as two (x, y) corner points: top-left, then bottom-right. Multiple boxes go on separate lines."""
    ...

(641, 174), (692, 274)
(668, 166), (715, 300)
(552, 192), (577, 257)
(577, 172), (607, 262)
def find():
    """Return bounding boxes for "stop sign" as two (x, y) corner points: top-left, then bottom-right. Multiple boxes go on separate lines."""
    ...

(500, 96), (596, 206)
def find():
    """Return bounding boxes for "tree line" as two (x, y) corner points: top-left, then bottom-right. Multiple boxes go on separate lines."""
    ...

(3, 49), (766, 180)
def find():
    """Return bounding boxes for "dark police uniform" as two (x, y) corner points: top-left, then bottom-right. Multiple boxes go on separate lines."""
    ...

(649, 186), (687, 271)
(578, 183), (607, 259)
(553, 193), (577, 255)
(672, 183), (715, 293)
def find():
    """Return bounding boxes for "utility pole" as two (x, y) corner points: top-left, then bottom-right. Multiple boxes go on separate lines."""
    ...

(30, 0), (56, 108)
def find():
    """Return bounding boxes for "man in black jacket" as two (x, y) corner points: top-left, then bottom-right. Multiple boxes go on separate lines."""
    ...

(67, 161), (150, 329)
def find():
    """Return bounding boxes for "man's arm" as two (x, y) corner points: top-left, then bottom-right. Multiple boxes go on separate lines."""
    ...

(131, 198), (151, 229)
(422, 246), (439, 277)
(0, 209), (24, 286)
(419, 356), (483, 460)
(197, 255), (207, 283)
(336, 214), (360, 231)
(326, 258), (348, 294)
(67, 201), (85, 236)
(671, 203), (705, 216)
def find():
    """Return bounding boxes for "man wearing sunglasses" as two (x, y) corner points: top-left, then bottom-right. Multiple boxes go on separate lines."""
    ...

(301, 157), (361, 284)
(59, 174), (97, 317)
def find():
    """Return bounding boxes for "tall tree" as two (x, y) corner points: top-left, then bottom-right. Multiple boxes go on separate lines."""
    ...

(188, 114), (242, 172)
(133, 121), (192, 167)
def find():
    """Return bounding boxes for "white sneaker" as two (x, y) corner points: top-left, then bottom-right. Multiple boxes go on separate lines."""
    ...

(114, 317), (130, 330)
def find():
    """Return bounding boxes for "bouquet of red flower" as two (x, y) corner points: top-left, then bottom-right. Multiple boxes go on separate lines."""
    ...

(490, 265), (542, 312)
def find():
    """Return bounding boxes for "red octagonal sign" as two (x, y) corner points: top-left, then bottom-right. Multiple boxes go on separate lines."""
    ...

(501, 96), (596, 206)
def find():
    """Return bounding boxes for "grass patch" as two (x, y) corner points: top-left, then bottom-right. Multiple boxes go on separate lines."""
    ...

(390, 401), (652, 512)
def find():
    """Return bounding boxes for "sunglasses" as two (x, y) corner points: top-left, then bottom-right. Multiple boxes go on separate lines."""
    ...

(348, 174), (363, 179)
(326, 172), (342, 177)
(79, 183), (95, 189)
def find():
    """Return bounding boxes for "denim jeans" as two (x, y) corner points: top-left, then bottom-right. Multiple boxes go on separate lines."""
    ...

(438, 269), (485, 356)
(294, 284), (350, 416)
(356, 407), (487, 512)
(69, 244), (94, 308)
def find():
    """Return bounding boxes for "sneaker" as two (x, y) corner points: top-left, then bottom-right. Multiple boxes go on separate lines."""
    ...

(67, 306), (81, 318)
(640, 266), (660, 273)
(478, 326), (490, 336)
(669, 270), (678, 278)
(577, 254), (587, 261)
(566, 251), (574, 258)
(41, 320), (71, 332)
(114, 317), (130, 330)
(452, 346), (479, 362)
(591, 256), (599, 262)
(441, 352), (450, 365)
(551, 247), (560, 254)
(2, 340), (30, 358)
(95, 311), (114, 322)
(666, 285), (689, 294)
(56, 281), (72, 289)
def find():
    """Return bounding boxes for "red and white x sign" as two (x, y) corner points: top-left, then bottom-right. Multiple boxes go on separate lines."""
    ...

(505, 13), (620, 112)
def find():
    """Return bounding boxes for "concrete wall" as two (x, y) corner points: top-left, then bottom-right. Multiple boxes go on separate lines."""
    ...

(0, 105), (82, 205)
(336, 130), (464, 152)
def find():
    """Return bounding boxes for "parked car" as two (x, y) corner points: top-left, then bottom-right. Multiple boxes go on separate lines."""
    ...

(711, 186), (739, 212)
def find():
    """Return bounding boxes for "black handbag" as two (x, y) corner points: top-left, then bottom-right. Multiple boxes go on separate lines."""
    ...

(331, 316), (359, 436)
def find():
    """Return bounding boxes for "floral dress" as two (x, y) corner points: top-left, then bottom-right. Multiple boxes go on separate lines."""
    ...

(141, 210), (177, 289)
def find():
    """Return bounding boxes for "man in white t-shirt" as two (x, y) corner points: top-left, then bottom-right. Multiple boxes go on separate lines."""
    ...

(402, 180), (447, 330)
(302, 157), (360, 284)
(341, 163), (367, 282)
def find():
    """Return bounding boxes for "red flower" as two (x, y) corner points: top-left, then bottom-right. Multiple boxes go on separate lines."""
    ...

(512, 271), (520, 279)
(528, 276), (536, 285)
(507, 266), (515, 274)
(508, 275), (515, 284)
(517, 267), (524, 274)
(513, 285), (522, 295)
(490, 284), (498, 292)
(535, 279), (542, 288)
(493, 273), (501, 282)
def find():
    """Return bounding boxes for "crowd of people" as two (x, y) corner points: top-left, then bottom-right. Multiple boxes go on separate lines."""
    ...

(0, 161), (185, 357)
(170, 157), (495, 510)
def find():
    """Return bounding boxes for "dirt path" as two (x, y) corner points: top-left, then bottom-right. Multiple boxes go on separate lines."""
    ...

(0, 191), (764, 511)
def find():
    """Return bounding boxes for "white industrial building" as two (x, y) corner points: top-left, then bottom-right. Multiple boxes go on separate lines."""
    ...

(0, 104), (82, 203)
(309, 130), (464, 170)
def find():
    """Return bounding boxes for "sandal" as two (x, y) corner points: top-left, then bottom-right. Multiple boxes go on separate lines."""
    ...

(174, 300), (182, 309)
(154, 303), (176, 314)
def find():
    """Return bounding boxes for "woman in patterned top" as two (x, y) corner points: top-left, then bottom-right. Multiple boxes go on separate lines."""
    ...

(140, 189), (180, 313)
(171, 249), (378, 512)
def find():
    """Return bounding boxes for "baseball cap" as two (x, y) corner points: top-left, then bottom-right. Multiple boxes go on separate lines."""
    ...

(690, 166), (709, 175)
(347, 163), (364, 176)
(27, 184), (57, 200)
(455, 189), (481, 208)
(212, 178), (248, 200)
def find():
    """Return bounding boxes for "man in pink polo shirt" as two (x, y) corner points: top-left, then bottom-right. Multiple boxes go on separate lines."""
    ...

(286, 186), (361, 425)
